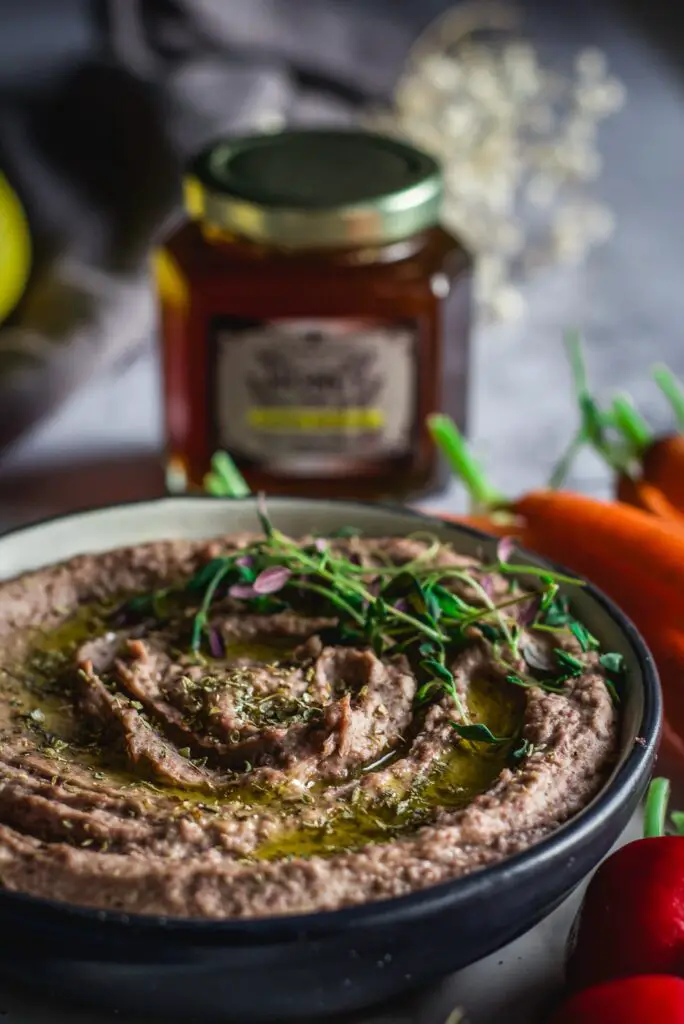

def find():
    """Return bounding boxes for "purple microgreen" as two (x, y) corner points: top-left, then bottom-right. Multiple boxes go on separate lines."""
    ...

(235, 554), (253, 568)
(518, 593), (542, 627)
(479, 574), (495, 598)
(496, 536), (516, 564)
(252, 566), (292, 595)
(521, 640), (554, 673)
(228, 583), (257, 600)
(208, 627), (226, 659)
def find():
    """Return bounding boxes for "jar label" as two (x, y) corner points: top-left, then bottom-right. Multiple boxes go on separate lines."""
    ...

(210, 317), (418, 476)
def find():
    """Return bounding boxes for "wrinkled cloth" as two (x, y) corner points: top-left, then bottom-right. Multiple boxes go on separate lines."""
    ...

(0, 0), (420, 457)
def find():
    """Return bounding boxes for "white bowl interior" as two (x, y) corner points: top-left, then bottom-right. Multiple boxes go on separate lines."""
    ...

(0, 497), (645, 794)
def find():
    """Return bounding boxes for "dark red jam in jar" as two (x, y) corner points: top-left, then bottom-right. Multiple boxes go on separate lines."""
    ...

(157, 129), (472, 499)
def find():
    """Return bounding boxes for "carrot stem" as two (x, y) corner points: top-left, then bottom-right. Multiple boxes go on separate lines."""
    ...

(204, 451), (251, 498)
(549, 331), (617, 487)
(653, 364), (684, 430)
(610, 393), (652, 455)
(428, 415), (504, 511)
(644, 776), (670, 838)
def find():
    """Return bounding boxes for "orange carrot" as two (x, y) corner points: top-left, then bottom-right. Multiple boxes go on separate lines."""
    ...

(616, 472), (684, 521)
(430, 511), (523, 538)
(514, 490), (684, 612)
(613, 368), (684, 513)
(641, 435), (684, 513)
(429, 411), (684, 618)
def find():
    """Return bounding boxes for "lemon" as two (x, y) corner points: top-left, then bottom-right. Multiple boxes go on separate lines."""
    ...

(0, 171), (31, 324)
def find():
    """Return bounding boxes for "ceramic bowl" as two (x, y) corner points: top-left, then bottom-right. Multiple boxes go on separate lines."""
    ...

(0, 497), (661, 1022)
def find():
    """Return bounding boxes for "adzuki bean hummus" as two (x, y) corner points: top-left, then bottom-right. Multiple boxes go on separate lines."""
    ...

(0, 523), (620, 918)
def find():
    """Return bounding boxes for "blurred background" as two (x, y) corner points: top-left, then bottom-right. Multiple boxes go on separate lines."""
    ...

(0, 0), (682, 529)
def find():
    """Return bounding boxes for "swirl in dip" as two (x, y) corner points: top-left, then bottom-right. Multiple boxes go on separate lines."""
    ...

(0, 526), (619, 918)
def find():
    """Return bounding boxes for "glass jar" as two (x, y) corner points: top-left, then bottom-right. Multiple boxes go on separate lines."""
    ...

(156, 129), (472, 500)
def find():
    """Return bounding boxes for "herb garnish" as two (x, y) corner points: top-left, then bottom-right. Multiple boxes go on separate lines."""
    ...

(118, 451), (624, 757)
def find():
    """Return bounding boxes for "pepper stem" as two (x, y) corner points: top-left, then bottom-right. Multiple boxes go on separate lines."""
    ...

(644, 776), (670, 838)
(427, 415), (505, 512)
(653, 364), (684, 431)
(203, 451), (251, 498)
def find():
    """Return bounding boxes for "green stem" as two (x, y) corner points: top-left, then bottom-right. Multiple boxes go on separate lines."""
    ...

(430, 567), (515, 649)
(203, 451), (251, 498)
(488, 563), (584, 586)
(191, 559), (235, 651)
(389, 606), (448, 644)
(550, 331), (627, 484)
(565, 328), (589, 396)
(272, 536), (448, 645)
(548, 428), (584, 491)
(458, 591), (536, 627)
(644, 776), (670, 838)
(653, 364), (684, 430)
(427, 415), (505, 511)
(294, 581), (366, 625)
(610, 393), (652, 455)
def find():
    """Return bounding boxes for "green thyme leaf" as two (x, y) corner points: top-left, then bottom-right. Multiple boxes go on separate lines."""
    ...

(506, 673), (566, 695)
(186, 557), (232, 593)
(600, 652), (626, 675)
(420, 658), (453, 686)
(415, 681), (442, 704)
(478, 623), (501, 643)
(511, 737), (534, 763)
(428, 584), (473, 620)
(540, 594), (572, 627)
(569, 621), (599, 652)
(506, 673), (528, 687)
(554, 649), (584, 676)
(451, 722), (510, 744)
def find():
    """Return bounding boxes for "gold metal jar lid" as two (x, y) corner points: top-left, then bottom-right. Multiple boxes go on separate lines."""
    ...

(185, 129), (443, 249)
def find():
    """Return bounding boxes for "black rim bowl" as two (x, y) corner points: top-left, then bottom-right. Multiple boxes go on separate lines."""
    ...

(0, 497), (662, 1022)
